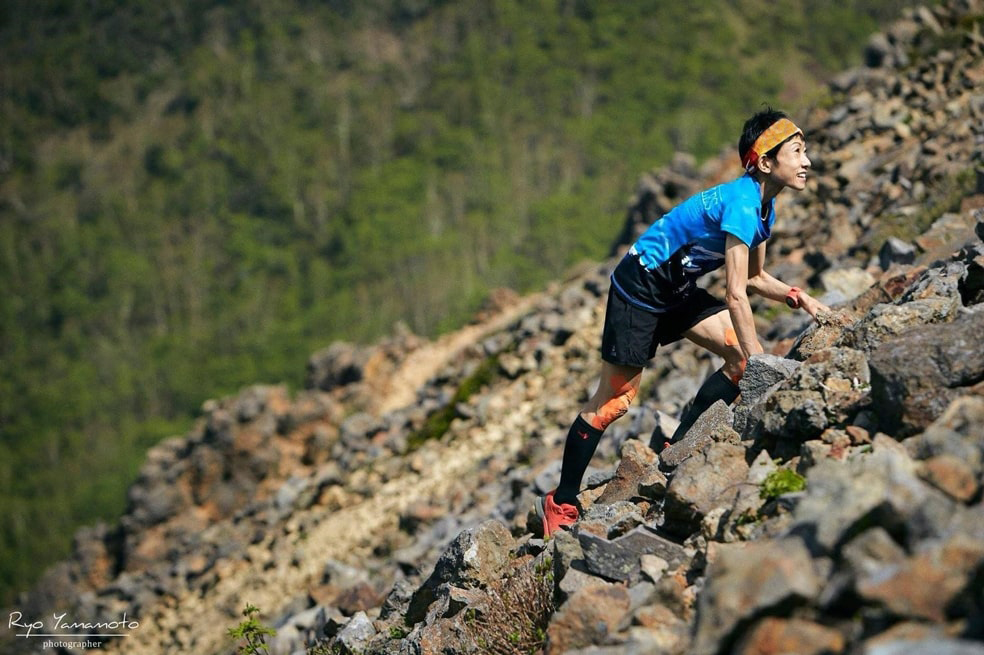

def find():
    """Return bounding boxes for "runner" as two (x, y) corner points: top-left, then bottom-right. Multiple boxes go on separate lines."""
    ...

(536, 107), (829, 537)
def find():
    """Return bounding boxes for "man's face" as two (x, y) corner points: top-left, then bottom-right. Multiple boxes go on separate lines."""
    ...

(767, 134), (811, 191)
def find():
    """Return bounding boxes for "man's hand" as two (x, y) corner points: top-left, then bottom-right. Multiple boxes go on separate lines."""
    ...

(796, 291), (830, 321)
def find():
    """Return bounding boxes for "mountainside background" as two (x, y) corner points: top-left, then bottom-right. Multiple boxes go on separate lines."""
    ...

(4, 1), (983, 652)
(0, 0), (928, 604)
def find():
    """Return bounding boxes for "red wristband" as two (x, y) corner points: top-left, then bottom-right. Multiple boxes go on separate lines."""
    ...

(785, 287), (802, 309)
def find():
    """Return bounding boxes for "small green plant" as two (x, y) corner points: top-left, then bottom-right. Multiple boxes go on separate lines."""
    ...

(733, 508), (761, 526)
(228, 604), (277, 655)
(759, 469), (806, 501)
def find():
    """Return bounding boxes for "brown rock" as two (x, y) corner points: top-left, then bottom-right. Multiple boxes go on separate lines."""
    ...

(856, 534), (984, 622)
(735, 617), (846, 655)
(787, 310), (855, 361)
(631, 603), (691, 654)
(919, 454), (980, 502)
(546, 584), (632, 654)
(663, 441), (749, 536)
(595, 439), (659, 505)
(691, 538), (821, 655)
(845, 425), (873, 445)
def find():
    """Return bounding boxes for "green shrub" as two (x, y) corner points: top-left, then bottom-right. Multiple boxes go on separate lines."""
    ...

(228, 604), (277, 655)
(759, 469), (806, 500)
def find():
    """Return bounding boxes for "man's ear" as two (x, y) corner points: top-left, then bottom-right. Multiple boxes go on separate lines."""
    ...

(756, 155), (772, 175)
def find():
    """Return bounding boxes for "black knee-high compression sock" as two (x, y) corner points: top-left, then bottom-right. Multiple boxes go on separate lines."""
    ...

(668, 369), (740, 443)
(554, 415), (603, 505)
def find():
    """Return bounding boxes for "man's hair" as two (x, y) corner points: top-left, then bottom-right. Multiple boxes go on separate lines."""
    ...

(738, 107), (790, 162)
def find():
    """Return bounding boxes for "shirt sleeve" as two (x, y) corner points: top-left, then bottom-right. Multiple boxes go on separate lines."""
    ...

(719, 200), (759, 247)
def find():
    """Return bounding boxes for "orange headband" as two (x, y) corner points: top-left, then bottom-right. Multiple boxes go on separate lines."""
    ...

(742, 118), (802, 172)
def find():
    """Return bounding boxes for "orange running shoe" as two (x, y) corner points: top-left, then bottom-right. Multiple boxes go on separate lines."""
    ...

(535, 491), (579, 538)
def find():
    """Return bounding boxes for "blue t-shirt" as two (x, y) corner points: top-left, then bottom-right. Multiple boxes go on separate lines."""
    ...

(612, 174), (774, 312)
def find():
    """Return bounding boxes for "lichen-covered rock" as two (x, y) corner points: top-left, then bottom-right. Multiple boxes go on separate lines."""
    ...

(755, 348), (870, 446)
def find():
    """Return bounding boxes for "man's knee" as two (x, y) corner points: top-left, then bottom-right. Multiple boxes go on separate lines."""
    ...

(589, 373), (639, 431)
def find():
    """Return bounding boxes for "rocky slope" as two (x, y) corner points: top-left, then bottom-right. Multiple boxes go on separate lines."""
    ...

(6, 2), (984, 654)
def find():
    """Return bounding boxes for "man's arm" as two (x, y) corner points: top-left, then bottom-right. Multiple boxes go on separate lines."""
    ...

(724, 235), (765, 359)
(746, 241), (830, 320)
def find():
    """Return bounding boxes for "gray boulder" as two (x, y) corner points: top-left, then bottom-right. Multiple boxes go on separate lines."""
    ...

(869, 310), (984, 436)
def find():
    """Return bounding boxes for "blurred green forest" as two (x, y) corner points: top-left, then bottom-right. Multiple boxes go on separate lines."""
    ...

(0, 0), (922, 604)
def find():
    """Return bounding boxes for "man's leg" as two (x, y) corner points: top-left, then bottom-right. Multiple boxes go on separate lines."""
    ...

(660, 310), (746, 447)
(553, 362), (643, 505)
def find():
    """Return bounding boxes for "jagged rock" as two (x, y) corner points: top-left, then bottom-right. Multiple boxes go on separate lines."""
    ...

(659, 400), (736, 469)
(595, 439), (659, 505)
(869, 310), (984, 436)
(733, 355), (801, 435)
(840, 296), (961, 353)
(268, 605), (326, 655)
(629, 603), (692, 654)
(578, 501), (645, 540)
(759, 390), (828, 445)
(843, 527), (908, 576)
(899, 259), (971, 303)
(917, 455), (980, 502)
(738, 355), (802, 404)
(578, 526), (689, 583)
(639, 554), (669, 583)
(690, 538), (821, 655)
(405, 519), (514, 624)
(552, 529), (585, 582)
(332, 611), (376, 655)
(790, 448), (953, 554)
(663, 440), (749, 537)
(721, 451), (778, 540)
(558, 565), (614, 605)
(377, 578), (415, 623)
(756, 347), (870, 445)
(637, 466), (669, 502)
(818, 526), (908, 610)
(960, 248), (984, 305)
(398, 618), (473, 655)
(856, 534), (984, 622)
(903, 395), (984, 484)
(786, 310), (856, 360)
(546, 584), (633, 654)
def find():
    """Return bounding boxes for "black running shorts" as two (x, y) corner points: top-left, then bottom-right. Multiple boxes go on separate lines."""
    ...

(600, 285), (726, 368)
